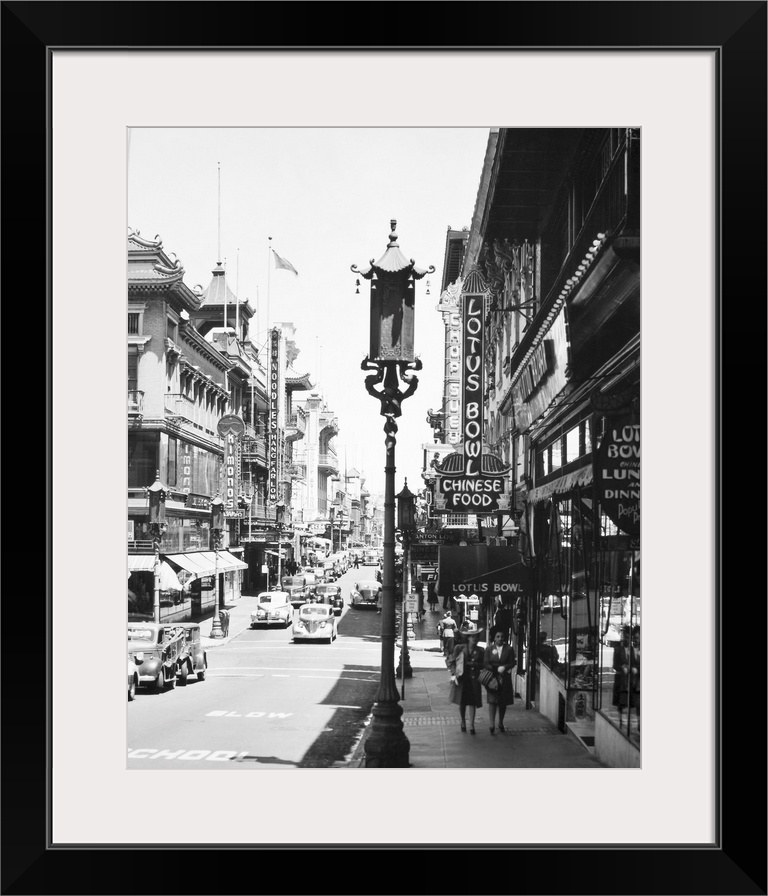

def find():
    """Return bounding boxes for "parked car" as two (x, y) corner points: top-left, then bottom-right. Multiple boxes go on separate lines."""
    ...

(314, 583), (344, 616)
(128, 653), (140, 701)
(127, 622), (187, 691)
(173, 622), (208, 684)
(251, 591), (293, 628)
(350, 580), (382, 609)
(292, 602), (337, 643)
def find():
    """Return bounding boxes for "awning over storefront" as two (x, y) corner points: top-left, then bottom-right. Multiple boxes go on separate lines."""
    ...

(526, 464), (593, 505)
(128, 555), (156, 572)
(197, 550), (249, 572)
(263, 549), (287, 558)
(164, 551), (247, 577)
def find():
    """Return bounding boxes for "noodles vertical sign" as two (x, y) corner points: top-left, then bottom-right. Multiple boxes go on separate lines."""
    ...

(268, 328), (281, 505)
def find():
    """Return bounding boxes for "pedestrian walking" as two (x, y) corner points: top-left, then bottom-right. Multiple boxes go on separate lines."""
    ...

(447, 630), (484, 734)
(483, 631), (516, 734)
(219, 608), (230, 637)
(439, 610), (457, 657)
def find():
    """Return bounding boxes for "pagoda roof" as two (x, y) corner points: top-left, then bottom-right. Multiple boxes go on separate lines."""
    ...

(200, 262), (241, 307)
(351, 220), (435, 281)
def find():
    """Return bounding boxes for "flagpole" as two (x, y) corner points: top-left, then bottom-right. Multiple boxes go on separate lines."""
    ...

(267, 236), (272, 334)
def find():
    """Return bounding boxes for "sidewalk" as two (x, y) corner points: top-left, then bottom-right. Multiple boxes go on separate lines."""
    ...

(349, 608), (606, 769)
(199, 599), (605, 769)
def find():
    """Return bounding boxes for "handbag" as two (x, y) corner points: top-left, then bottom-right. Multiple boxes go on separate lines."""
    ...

(479, 668), (499, 691)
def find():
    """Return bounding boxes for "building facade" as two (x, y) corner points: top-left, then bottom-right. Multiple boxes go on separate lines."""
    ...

(427, 128), (641, 767)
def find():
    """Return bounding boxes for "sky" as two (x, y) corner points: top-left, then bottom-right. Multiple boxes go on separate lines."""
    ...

(128, 127), (490, 498)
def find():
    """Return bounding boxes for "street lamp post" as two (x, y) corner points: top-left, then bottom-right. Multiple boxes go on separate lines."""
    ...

(337, 509), (345, 554)
(146, 471), (167, 624)
(275, 502), (285, 587)
(209, 494), (225, 638)
(352, 220), (434, 768)
(395, 480), (416, 684)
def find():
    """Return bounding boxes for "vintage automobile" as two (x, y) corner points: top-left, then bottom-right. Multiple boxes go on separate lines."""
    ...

(314, 583), (344, 616)
(292, 602), (337, 643)
(173, 622), (208, 684)
(127, 622), (188, 691)
(285, 583), (309, 608)
(281, 573), (307, 591)
(350, 580), (382, 609)
(251, 591), (293, 628)
(128, 653), (140, 701)
(311, 566), (328, 584)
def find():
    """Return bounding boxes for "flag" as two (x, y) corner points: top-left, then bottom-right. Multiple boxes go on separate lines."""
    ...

(273, 250), (298, 276)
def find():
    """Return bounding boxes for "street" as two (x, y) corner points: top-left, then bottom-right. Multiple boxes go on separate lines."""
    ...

(127, 566), (387, 769)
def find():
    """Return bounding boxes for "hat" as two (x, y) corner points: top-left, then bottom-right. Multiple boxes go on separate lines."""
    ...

(444, 611), (452, 618)
(465, 628), (484, 638)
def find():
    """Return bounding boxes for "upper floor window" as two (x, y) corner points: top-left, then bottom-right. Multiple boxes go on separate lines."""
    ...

(128, 312), (141, 335)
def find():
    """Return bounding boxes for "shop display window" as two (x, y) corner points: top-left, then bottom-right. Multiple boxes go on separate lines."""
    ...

(596, 523), (640, 744)
(536, 492), (600, 697)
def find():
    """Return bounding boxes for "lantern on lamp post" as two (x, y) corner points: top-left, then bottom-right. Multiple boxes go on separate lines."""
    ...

(146, 470), (167, 624)
(209, 493), (225, 639)
(351, 220), (434, 768)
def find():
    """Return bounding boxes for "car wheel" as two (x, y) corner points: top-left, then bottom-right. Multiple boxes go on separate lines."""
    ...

(166, 668), (177, 690)
(128, 676), (137, 701)
(154, 667), (165, 690)
(178, 665), (188, 686)
(196, 665), (206, 682)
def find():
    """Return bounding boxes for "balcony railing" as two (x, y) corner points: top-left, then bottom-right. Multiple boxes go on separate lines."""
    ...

(285, 412), (306, 442)
(164, 393), (194, 423)
(544, 137), (631, 306)
(318, 452), (339, 471)
(128, 390), (144, 415)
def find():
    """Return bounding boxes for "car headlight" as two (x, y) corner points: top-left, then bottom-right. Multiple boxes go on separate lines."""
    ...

(319, 621), (326, 628)
(133, 652), (144, 663)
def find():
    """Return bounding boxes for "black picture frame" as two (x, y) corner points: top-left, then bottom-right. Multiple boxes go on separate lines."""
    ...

(3, 3), (764, 894)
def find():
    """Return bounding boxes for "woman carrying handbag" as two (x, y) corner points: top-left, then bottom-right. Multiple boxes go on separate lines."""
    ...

(447, 630), (484, 734)
(482, 631), (516, 734)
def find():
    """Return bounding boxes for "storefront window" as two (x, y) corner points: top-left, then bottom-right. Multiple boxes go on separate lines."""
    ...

(128, 432), (159, 488)
(597, 534), (640, 744)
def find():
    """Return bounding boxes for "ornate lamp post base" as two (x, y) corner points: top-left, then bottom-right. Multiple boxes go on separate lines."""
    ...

(363, 701), (410, 768)
(395, 640), (413, 679)
(209, 619), (225, 639)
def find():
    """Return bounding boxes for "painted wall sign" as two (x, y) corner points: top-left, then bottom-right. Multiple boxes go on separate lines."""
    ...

(597, 418), (640, 536)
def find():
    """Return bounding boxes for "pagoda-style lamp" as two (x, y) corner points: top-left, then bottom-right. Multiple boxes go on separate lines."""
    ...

(351, 220), (434, 768)
(146, 470), (167, 624)
(209, 494), (225, 638)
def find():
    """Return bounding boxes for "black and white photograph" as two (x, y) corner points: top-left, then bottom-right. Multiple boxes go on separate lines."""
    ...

(5, 10), (760, 887)
(125, 126), (640, 772)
